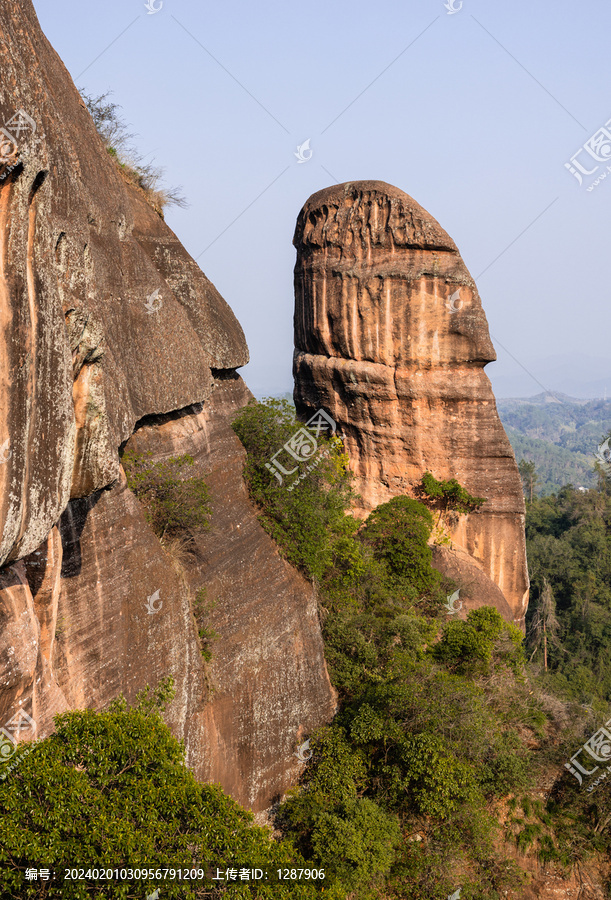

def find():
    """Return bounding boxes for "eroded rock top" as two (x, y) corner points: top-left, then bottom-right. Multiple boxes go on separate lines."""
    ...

(294, 180), (458, 253)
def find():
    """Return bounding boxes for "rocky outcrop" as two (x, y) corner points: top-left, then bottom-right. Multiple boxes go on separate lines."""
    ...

(0, 0), (247, 569)
(0, 0), (335, 812)
(293, 181), (529, 626)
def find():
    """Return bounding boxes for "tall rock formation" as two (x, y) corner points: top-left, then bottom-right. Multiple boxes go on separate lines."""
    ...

(293, 181), (529, 626)
(0, 0), (335, 811)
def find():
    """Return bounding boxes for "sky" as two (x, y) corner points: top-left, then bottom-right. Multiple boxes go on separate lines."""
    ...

(32, 0), (611, 399)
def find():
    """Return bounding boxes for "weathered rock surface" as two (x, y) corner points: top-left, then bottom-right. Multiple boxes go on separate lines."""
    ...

(123, 373), (336, 811)
(1, 375), (334, 811)
(0, 0), (336, 813)
(0, 0), (247, 568)
(293, 181), (529, 626)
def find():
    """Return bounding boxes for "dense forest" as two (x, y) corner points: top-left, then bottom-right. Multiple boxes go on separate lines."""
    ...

(1, 400), (610, 899)
(524, 454), (611, 703)
(497, 394), (611, 495)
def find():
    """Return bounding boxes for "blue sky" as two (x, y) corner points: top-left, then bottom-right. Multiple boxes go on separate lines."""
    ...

(33, 0), (611, 398)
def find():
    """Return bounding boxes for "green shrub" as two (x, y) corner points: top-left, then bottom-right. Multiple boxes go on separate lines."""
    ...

(480, 731), (531, 796)
(397, 732), (480, 818)
(232, 399), (355, 582)
(193, 588), (218, 661)
(434, 607), (525, 676)
(280, 731), (400, 892)
(360, 496), (440, 597)
(310, 798), (401, 892)
(0, 679), (330, 899)
(123, 450), (211, 543)
(420, 471), (486, 514)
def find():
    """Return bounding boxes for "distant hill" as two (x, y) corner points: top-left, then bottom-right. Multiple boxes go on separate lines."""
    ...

(486, 352), (611, 399)
(496, 393), (611, 495)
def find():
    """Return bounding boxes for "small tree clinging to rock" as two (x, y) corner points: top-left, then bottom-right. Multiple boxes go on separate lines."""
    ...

(122, 450), (211, 545)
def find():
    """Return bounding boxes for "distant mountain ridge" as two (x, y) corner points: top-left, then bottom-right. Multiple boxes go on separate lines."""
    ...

(496, 393), (611, 494)
(487, 353), (610, 400)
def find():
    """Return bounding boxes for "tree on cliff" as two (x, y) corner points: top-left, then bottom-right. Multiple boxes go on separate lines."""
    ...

(232, 398), (355, 582)
(359, 496), (439, 598)
(122, 451), (212, 546)
(0, 679), (333, 899)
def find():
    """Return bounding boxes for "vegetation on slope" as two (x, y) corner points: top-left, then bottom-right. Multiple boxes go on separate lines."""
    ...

(123, 450), (212, 546)
(233, 399), (611, 897)
(80, 90), (187, 216)
(3, 399), (609, 897)
(232, 400), (543, 898)
(0, 680), (333, 899)
(524, 438), (611, 704)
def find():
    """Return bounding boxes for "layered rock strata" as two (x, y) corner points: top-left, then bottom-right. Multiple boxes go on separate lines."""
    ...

(293, 181), (529, 626)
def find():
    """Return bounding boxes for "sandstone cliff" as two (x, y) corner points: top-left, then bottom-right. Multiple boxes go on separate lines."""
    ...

(0, 0), (335, 812)
(293, 181), (529, 626)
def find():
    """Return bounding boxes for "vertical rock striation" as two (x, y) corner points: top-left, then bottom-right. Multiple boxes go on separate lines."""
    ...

(293, 181), (529, 626)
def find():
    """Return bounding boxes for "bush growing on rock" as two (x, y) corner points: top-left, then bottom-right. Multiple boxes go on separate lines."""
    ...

(232, 399), (355, 581)
(420, 471), (486, 514)
(81, 89), (187, 214)
(359, 496), (440, 598)
(122, 450), (211, 544)
(433, 607), (526, 677)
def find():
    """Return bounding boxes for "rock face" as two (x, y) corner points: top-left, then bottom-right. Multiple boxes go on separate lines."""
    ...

(0, 0), (335, 812)
(122, 374), (336, 810)
(0, 0), (247, 568)
(293, 181), (529, 626)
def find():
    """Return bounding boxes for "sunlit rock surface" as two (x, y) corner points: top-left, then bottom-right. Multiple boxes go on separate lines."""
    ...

(293, 181), (529, 626)
(0, 0), (335, 812)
